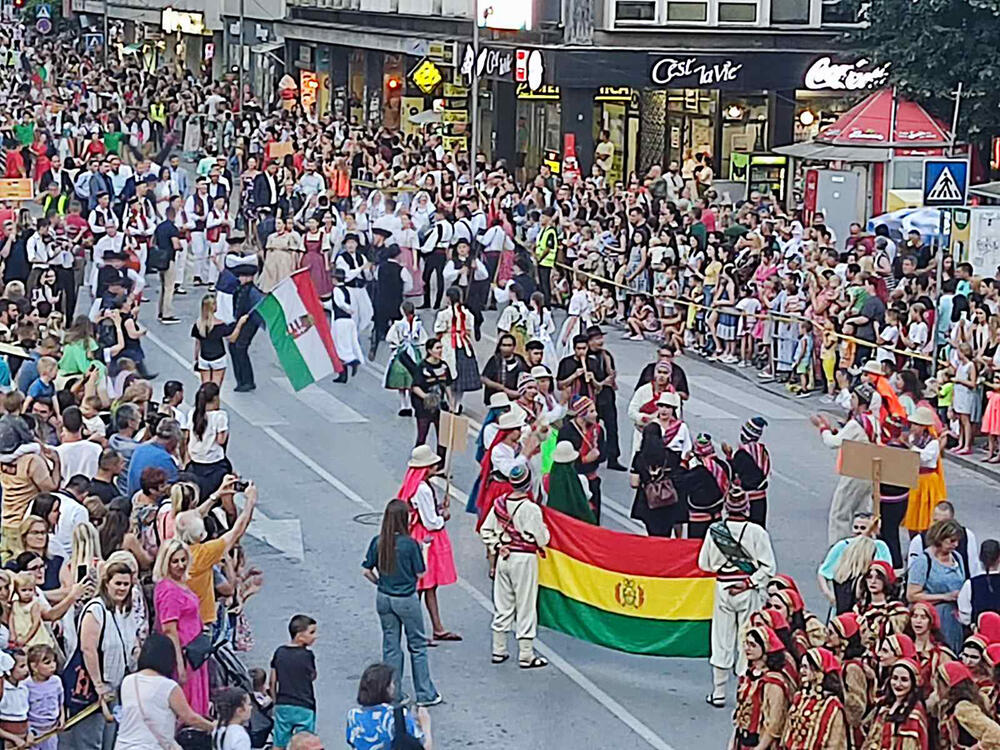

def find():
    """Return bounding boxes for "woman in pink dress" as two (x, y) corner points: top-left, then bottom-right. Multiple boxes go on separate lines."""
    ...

(398, 211), (424, 299)
(301, 216), (332, 301)
(397, 445), (461, 642)
(153, 538), (210, 715)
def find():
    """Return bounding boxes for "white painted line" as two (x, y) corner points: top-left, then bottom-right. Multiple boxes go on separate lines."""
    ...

(272, 378), (369, 424)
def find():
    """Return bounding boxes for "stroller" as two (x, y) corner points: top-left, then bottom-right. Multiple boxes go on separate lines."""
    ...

(211, 640), (275, 748)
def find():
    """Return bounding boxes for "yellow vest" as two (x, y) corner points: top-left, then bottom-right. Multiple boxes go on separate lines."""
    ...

(535, 225), (557, 268)
(150, 103), (166, 126)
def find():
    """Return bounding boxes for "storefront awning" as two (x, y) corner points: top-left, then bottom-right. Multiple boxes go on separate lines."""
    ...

(813, 88), (952, 149)
(251, 41), (283, 56)
(773, 141), (890, 163)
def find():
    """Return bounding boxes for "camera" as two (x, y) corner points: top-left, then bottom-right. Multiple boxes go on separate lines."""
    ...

(233, 479), (249, 492)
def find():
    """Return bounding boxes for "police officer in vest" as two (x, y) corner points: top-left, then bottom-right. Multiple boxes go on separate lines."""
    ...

(535, 207), (558, 305)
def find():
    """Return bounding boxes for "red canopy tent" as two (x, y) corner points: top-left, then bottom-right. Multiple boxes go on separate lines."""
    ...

(814, 88), (952, 150)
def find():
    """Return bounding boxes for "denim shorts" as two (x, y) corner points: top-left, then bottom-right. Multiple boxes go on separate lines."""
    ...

(273, 704), (316, 747)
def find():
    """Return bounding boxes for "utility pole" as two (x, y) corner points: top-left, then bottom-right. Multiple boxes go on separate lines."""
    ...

(103, 0), (109, 67)
(948, 81), (963, 157)
(468, 0), (479, 191)
(237, 0), (245, 117)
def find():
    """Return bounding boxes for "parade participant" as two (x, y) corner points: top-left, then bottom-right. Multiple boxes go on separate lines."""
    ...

(856, 560), (910, 650)
(681, 433), (731, 540)
(698, 486), (776, 707)
(732, 626), (792, 750)
(908, 601), (954, 701)
(723, 416), (771, 527)
(443, 237), (489, 341)
(300, 216), (332, 305)
(397, 445), (461, 644)
(629, 419), (687, 537)
(472, 407), (526, 528)
(585, 326), (625, 471)
(480, 333), (529, 405)
(960, 634), (995, 704)
(224, 254), (264, 393)
(903, 406), (947, 536)
(330, 268), (365, 382)
(557, 396), (605, 522)
(780, 648), (849, 750)
(878, 415), (910, 569)
(811, 383), (878, 545)
(545, 441), (596, 523)
(627, 362), (680, 459)
(480, 462), (550, 669)
(434, 287), (481, 414)
(410, 337), (453, 456)
(986, 644), (1000, 716)
(862, 657), (930, 750)
(185, 177), (212, 287)
(531, 364), (565, 426)
(936, 661), (1000, 748)
(361, 500), (440, 707)
(336, 231), (375, 337)
(750, 608), (803, 686)
(770, 586), (828, 655)
(826, 613), (876, 745)
(384, 300), (427, 417)
(817, 512), (892, 614)
(556, 335), (599, 402)
(371, 243), (413, 359)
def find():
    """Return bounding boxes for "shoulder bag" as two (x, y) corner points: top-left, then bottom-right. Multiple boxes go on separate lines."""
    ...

(391, 705), (424, 750)
(183, 630), (214, 671)
(643, 467), (677, 509)
(60, 601), (106, 717)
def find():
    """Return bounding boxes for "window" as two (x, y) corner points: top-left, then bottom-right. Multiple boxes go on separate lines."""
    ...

(718, 0), (756, 20)
(666, 1), (707, 20)
(770, 0), (809, 22)
(616, 0), (657, 19)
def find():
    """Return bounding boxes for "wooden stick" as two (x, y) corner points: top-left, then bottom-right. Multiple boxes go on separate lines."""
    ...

(871, 457), (883, 525)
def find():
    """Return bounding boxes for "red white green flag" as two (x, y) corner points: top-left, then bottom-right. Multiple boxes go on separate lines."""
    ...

(256, 271), (343, 391)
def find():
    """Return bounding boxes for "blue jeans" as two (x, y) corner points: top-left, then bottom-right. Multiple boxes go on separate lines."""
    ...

(375, 591), (438, 703)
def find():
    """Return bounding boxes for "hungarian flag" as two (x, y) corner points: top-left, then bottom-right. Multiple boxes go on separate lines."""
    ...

(256, 271), (343, 391)
(538, 508), (714, 657)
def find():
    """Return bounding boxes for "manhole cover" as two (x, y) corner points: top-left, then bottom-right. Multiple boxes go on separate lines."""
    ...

(353, 512), (382, 526)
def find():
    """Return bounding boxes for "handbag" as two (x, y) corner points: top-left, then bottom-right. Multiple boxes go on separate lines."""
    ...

(60, 602), (106, 717)
(643, 470), (677, 510)
(183, 632), (214, 670)
(391, 705), (424, 750)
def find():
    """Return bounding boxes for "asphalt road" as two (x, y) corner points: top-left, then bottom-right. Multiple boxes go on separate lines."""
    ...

(132, 276), (1000, 749)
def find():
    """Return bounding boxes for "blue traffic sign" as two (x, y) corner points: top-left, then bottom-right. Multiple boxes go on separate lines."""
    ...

(35, 18), (51, 34)
(922, 159), (968, 207)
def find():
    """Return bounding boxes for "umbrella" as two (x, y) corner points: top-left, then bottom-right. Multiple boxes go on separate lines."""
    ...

(866, 207), (950, 243)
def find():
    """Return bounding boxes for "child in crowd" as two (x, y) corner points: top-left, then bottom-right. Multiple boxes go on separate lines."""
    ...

(249, 667), (273, 712)
(0, 650), (30, 749)
(735, 284), (762, 368)
(26, 644), (63, 750)
(270, 614), (319, 750)
(22, 356), (58, 414)
(9, 573), (55, 650)
(789, 320), (814, 398)
(820, 319), (839, 402)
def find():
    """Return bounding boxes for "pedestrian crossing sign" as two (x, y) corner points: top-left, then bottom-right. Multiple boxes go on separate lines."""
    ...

(922, 158), (968, 207)
(35, 5), (51, 19)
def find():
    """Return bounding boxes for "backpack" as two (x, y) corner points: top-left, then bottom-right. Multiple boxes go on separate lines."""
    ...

(96, 317), (118, 349)
(134, 500), (167, 561)
(391, 706), (423, 750)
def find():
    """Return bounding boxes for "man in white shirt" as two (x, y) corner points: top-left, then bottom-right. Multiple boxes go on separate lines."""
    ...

(26, 218), (57, 291)
(54, 407), (102, 486)
(52, 478), (91, 559)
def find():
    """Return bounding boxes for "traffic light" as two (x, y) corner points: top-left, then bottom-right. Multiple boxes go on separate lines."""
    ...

(386, 76), (401, 92)
(13, 0), (25, 9)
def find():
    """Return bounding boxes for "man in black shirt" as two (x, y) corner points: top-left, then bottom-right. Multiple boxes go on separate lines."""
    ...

(902, 230), (933, 273)
(846, 275), (885, 366)
(480, 333), (528, 405)
(510, 256), (537, 301)
(88, 448), (123, 504)
(586, 326), (625, 470)
(151, 207), (181, 324)
(556, 335), (600, 402)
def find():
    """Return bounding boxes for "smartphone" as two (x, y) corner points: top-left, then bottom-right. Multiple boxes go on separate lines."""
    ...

(76, 564), (88, 583)
(233, 479), (249, 493)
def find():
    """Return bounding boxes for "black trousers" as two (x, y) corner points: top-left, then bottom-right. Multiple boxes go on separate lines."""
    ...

(56, 267), (77, 318)
(598, 397), (620, 463)
(538, 265), (552, 305)
(587, 476), (602, 524)
(749, 497), (767, 528)
(422, 252), (446, 309)
(415, 413), (448, 459)
(229, 320), (259, 388)
(879, 497), (909, 568)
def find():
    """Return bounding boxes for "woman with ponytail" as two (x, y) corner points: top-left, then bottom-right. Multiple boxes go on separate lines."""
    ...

(186, 382), (232, 498)
(212, 686), (253, 749)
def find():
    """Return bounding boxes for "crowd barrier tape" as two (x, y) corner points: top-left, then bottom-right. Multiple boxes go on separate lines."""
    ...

(551, 261), (936, 364)
(27, 700), (105, 747)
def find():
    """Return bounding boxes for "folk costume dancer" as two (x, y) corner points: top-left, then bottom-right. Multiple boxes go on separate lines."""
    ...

(434, 287), (481, 414)
(384, 301), (427, 416)
(480, 462), (550, 670)
(556, 395), (606, 523)
(811, 383), (878, 546)
(862, 657), (930, 750)
(732, 625), (793, 750)
(471, 406), (527, 527)
(724, 416), (771, 527)
(698, 487), (777, 707)
(684, 433), (732, 540)
(224, 253), (264, 393)
(331, 268), (365, 383)
(336, 232), (375, 338)
(626, 361), (682, 460)
(781, 648), (850, 750)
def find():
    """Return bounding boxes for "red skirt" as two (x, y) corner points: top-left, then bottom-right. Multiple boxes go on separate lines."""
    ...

(409, 524), (457, 590)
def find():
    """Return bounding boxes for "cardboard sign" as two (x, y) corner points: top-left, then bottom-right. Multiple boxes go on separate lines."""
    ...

(268, 140), (294, 160)
(838, 440), (920, 488)
(0, 178), (33, 201)
(439, 411), (469, 455)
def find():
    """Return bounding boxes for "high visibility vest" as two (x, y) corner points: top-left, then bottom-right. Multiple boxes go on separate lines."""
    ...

(42, 193), (68, 217)
(150, 103), (166, 126)
(535, 225), (557, 268)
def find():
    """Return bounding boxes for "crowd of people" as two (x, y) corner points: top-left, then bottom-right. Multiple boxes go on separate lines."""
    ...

(2, 3), (1000, 747)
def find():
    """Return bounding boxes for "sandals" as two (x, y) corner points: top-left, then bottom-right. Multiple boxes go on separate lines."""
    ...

(519, 655), (549, 669)
(491, 653), (510, 664)
(433, 631), (463, 642)
(705, 694), (726, 708)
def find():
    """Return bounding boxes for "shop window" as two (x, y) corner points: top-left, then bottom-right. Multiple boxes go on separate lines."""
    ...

(891, 161), (924, 190)
(821, 0), (863, 22)
(718, 1), (757, 21)
(615, 0), (657, 19)
(770, 0), (809, 22)
(666, 1), (708, 20)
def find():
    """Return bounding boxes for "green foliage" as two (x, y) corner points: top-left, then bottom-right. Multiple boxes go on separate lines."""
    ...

(847, 0), (1000, 139)
(19, 0), (63, 25)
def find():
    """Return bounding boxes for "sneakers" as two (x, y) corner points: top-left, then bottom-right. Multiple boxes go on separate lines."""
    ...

(158, 316), (181, 325)
(796, 391), (812, 399)
(174, 286), (188, 295)
(416, 694), (444, 707)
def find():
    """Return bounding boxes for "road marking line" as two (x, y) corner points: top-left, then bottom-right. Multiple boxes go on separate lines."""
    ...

(272, 378), (369, 423)
(147, 325), (676, 750)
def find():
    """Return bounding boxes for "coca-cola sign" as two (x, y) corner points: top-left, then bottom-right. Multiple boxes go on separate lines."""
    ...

(803, 56), (890, 91)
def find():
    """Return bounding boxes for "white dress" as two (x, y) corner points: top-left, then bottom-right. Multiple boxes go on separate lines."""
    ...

(557, 289), (592, 359)
(528, 307), (558, 373)
(331, 286), (366, 366)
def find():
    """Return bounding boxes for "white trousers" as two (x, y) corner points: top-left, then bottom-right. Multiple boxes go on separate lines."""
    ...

(491, 552), (539, 641)
(710, 583), (764, 674)
(208, 239), (225, 284)
(828, 476), (873, 546)
(190, 231), (208, 281)
(174, 239), (190, 286)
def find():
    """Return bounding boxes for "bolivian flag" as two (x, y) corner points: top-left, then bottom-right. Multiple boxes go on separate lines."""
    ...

(538, 508), (714, 657)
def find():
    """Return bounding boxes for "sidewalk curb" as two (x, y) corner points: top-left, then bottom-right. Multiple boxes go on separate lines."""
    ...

(687, 353), (1000, 485)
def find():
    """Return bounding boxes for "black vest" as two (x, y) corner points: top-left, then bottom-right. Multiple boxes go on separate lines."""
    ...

(970, 573), (1000, 622)
(333, 287), (352, 319)
(375, 260), (404, 319)
(340, 252), (366, 288)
